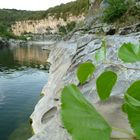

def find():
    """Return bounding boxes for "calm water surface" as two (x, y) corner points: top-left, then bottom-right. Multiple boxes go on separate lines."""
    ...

(0, 45), (49, 140)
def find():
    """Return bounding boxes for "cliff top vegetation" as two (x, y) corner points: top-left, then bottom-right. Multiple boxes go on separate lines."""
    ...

(0, 0), (88, 38)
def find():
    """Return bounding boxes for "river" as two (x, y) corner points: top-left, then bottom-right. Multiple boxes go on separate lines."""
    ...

(0, 44), (50, 140)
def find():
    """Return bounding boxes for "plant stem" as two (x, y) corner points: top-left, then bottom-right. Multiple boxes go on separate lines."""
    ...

(112, 127), (135, 138)
(104, 61), (140, 71)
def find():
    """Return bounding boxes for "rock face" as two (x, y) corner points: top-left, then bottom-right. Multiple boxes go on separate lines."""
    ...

(29, 31), (140, 140)
(11, 15), (85, 36)
(119, 23), (140, 35)
(85, 0), (102, 26)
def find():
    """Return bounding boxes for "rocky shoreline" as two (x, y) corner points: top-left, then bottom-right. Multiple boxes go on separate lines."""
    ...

(0, 38), (9, 49)
(29, 29), (140, 140)
(0, 37), (28, 49)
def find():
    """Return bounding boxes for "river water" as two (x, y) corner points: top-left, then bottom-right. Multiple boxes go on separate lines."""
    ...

(0, 44), (49, 140)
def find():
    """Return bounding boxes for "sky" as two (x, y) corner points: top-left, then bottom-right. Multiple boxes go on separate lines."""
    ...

(0, 0), (75, 11)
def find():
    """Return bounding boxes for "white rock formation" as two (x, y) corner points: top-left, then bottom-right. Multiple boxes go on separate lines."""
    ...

(29, 31), (140, 140)
(11, 15), (85, 36)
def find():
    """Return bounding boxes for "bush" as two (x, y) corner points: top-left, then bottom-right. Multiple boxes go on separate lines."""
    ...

(103, 0), (129, 23)
(66, 21), (76, 32)
(58, 21), (76, 35)
(58, 26), (67, 35)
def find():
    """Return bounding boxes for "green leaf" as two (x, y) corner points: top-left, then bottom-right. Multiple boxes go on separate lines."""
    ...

(126, 80), (140, 101)
(123, 103), (140, 139)
(95, 39), (107, 62)
(118, 43), (140, 63)
(125, 94), (140, 107)
(123, 80), (140, 139)
(125, 80), (140, 110)
(96, 71), (117, 100)
(61, 84), (111, 140)
(77, 62), (95, 84)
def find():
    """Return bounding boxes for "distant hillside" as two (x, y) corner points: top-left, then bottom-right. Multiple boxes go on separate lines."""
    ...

(0, 0), (88, 38)
(0, 9), (45, 38)
(45, 0), (88, 20)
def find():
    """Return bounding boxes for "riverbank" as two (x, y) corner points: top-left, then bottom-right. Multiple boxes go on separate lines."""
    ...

(0, 37), (28, 49)
(29, 28), (140, 139)
(0, 38), (9, 49)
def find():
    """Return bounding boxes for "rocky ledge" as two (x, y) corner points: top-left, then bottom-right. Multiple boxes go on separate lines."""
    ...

(29, 30), (140, 140)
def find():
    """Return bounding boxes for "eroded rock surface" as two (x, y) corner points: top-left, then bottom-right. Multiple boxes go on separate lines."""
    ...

(29, 31), (140, 140)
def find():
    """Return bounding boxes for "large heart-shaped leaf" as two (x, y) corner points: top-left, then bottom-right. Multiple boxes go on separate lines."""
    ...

(118, 43), (140, 63)
(123, 80), (140, 139)
(61, 84), (111, 140)
(96, 71), (117, 100)
(77, 62), (95, 84)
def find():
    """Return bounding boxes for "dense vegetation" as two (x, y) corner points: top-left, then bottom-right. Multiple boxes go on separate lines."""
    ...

(102, 0), (137, 23)
(0, 0), (88, 39)
(103, 0), (128, 22)
(46, 0), (89, 20)
(58, 21), (76, 35)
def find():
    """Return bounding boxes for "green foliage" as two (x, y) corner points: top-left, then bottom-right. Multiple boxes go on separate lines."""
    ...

(125, 94), (140, 108)
(77, 62), (95, 84)
(118, 43), (140, 63)
(58, 26), (67, 35)
(123, 104), (140, 139)
(103, 0), (128, 23)
(61, 84), (112, 140)
(61, 42), (140, 140)
(66, 21), (76, 32)
(123, 81), (140, 139)
(46, 0), (89, 19)
(95, 39), (107, 62)
(96, 71), (117, 100)
(58, 21), (76, 35)
(124, 80), (140, 109)
(61, 41), (140, 139)
(127, 80), (140, 100)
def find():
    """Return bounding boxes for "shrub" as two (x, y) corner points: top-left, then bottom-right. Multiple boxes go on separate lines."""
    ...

(102, 0), (129, 23)
(58, 25), (67, 35)
(58, 21), (76, 35)
(66, 21), (76, 32)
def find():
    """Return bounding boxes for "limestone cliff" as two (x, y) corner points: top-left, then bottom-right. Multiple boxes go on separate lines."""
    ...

(11, 15), (85, 36)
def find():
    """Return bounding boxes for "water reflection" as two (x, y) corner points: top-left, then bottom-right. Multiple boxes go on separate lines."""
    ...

(0, 45), (49, 140)
(8, 123), (33, 140)
(0, 45), (50, 73)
